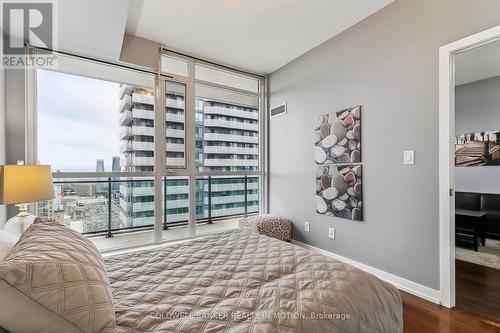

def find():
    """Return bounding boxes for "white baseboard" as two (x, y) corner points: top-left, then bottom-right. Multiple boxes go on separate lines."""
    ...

(291, 240), (441, 305)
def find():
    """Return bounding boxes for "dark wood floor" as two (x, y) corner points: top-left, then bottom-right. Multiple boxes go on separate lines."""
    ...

(402, 259), (500, 333)
(455, 259), (500, 325)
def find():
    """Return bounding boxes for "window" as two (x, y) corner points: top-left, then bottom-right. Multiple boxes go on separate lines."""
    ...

(195, 63), (259, 93)
(161, 53), (189, 77)
(195, 83), (259, 173)
(32, 49), (265, 251)
(35, 53), (157, 251)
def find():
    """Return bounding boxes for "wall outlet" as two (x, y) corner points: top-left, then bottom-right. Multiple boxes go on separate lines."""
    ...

(328, 227), (335, 239)
(304, 221), (310, 232)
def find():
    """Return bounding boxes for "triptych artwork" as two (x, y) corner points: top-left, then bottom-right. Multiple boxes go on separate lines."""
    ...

(314, 106), (363, 221)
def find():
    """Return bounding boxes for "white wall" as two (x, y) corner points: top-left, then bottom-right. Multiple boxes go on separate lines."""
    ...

(0, 67), (5, 227)
(4, 69), (27, 219)
(455, 75), (500, 194)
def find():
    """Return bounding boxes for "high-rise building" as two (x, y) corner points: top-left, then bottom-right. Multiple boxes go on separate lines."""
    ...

(95, 159), (106, 194)
(118, 84), (258, 229)
(112, 156), (120, 172)
(195, 97), (259, 218)
(111, 156), (120, 192)
(96, 159), (105, 172)
(37, 184), (65, 224)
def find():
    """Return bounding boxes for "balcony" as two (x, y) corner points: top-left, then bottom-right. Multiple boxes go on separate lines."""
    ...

(166, 143), (184, 152)
(119, 110), (132, 126)
(121, 141), (155, 153)
(205, 194), (259, 205)
(203, 133), (258, 144)
(120, 142), (132, 153)
(132, 108), (155, 120)
(39, 177), (258, 251)
(132, 126), (155, 137)
(119, 95), (132, 113)
(166, 157), (185, 167)
(203, 118), (258, 131)
(132, 93), (154, 105)
(166, 199), (189, 209)
(203, 158), (259, 167)
(166, 113), (185, 123)
(119, 185), (155, 197)
(166, 129), (184, 139)
(119, 85), (133, 100)
(164, 185), (189, 194)
(166, 98), (185, 109)
(203, 146), (258, 155)
(206, 182), (258, 192)
(131, 156), (155, 166)
(120, 127), (133, 139)
(204, 105), (258, 120)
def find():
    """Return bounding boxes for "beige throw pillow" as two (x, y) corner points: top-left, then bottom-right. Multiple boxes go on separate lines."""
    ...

(0, 221), (116, 333)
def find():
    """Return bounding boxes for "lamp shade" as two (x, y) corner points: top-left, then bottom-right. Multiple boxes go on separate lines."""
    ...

(0, 165), (55, 205)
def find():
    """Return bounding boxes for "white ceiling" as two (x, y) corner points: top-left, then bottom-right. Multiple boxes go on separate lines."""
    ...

(455, 39), (500, 86)
(125, 0), (394, 74)
(55, 0), (130, 61)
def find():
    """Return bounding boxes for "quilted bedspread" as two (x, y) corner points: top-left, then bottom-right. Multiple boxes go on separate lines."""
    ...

(105, 230), (402, 333)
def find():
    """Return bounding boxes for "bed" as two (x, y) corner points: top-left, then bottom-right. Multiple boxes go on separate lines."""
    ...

(105, 229), (403, 333)
(0, 222), (402, 333)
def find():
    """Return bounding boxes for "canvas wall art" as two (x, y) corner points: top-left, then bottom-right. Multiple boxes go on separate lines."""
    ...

(455, 130), (500, 166)
(316, 165), (362, 221)
(314, 106), (361, 165)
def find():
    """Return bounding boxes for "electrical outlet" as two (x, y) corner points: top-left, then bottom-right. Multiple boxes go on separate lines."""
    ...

(328, 227), (335, 239)
(403, 150), (415, 165)
(304, 221), (310, 232)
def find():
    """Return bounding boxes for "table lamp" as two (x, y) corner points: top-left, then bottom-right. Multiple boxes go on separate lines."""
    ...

(0, 164), (55, 236)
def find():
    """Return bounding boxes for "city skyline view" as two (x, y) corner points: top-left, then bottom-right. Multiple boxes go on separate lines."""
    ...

(36, 56), (260, 247)
(37, 69), (122, 172)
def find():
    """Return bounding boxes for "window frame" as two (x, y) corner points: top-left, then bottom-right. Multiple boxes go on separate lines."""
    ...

(26, 46), (268, 250)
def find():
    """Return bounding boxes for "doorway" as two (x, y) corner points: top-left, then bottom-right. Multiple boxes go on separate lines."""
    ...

(439, 25), (500, 325)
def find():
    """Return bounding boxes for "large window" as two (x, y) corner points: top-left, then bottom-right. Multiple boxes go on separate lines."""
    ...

(33, 50), (265, 251)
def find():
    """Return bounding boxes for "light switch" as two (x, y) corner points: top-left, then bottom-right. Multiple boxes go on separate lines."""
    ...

(305, 221), (310, 232)
(404, 150), (415, 165)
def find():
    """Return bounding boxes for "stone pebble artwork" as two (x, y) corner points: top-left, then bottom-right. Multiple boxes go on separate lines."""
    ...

(314, 106), (361, 165)
(314, 106), (362, 221)
(315, 164), (363, 221)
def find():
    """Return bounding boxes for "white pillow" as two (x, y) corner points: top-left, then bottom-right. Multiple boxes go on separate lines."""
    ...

(0, 230), (18, 260)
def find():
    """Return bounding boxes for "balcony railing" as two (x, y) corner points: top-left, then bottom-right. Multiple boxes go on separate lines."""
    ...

(132, 93), (154, 105)
(132, 108), (155, 120)
(166, 98), (185, 109)
(119, 110), (132, 126)
(119, 85), (133, 100)
(203, 132), (258, 144)
(203, 105), (258, 120)
(203, 118), (258, 131)
(41, 176), (259, 239)
(119, 95), (132, 113)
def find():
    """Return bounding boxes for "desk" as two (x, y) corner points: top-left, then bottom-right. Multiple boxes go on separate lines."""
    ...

(455, 209), (487, 252)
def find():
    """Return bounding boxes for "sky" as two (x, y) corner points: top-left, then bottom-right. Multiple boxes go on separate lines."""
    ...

(37, 69), (121, 172)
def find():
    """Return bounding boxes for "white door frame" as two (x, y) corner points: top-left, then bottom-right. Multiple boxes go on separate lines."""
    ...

(439, 25), (500, 308)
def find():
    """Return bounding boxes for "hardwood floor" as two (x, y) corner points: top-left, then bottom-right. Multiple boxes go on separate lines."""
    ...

(401, 259), (500, 333)
(402, 291), (500, 333)
(455, 259), (500, 325)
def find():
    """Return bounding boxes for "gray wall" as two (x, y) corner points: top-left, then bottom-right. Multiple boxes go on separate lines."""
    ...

(455, 76), (500, 194)
(269, 0), (500, 290)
